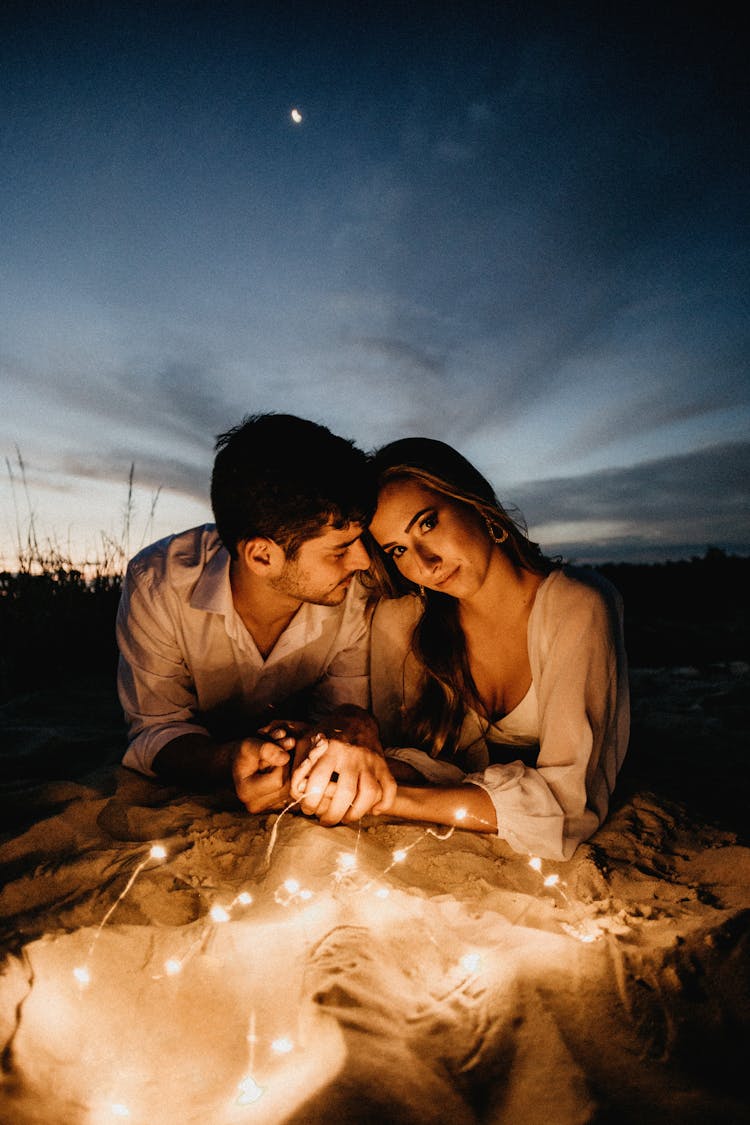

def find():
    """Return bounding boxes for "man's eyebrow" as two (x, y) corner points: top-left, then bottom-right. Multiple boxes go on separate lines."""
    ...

(380, 507), (432, 550)
(330, 531), (363, 549)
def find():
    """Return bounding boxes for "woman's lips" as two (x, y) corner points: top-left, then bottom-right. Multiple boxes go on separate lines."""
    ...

(432, 566), (459, 588)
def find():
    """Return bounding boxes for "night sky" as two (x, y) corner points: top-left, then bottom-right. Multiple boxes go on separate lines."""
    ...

(2, 1), (748, 567)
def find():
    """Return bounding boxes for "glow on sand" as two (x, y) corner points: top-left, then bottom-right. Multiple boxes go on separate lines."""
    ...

(2, 807), (608, 1123)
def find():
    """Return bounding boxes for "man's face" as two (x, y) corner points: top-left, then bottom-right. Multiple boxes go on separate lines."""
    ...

(270, 521), (371, 606)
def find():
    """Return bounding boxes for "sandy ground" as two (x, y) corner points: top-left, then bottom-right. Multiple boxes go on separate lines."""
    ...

(0, 664), (748, 1125)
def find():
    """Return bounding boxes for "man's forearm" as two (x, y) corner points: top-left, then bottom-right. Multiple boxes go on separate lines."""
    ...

(152, 733), (236, 789)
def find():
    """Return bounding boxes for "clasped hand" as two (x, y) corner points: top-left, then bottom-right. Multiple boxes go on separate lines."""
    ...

(232, 716), (397, 825)
(231, 731), (295, 814)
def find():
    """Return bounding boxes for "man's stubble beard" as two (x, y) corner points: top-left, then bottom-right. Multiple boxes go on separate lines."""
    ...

(270, 559), (351, 607)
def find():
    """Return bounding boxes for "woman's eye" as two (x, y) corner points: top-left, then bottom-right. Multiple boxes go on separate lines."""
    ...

(420, 512), (437, 532)
(390, 545), (406, 559)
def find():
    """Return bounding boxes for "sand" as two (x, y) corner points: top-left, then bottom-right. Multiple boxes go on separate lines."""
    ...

(0, 665), (748, 1124)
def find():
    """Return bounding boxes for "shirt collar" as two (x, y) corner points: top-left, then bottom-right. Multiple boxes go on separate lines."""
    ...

(188, 543), (342, 650)
(190, 542), (234, 616)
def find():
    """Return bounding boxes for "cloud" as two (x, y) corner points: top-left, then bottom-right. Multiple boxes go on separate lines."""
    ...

(2, 350), (236, 459)
(350, 336), (446, 379)
(511, 441), (750, 560)
(60, 448), (211, 501)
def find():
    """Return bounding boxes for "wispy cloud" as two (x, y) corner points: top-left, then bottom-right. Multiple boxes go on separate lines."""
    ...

(61, 448), (210, 501)
(513, 440), (750, 560)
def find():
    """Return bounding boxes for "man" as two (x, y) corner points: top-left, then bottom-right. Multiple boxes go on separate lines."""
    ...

(117, 412), (395, 824)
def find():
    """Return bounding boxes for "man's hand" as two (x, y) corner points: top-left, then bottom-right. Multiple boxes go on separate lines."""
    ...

(257, 719), (311, 769)
(231, 736), (292, 814)
(290, 721), (397, 826)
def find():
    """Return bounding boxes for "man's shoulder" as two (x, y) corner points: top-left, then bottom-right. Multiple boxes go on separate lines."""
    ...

(128, 525), (223, 587)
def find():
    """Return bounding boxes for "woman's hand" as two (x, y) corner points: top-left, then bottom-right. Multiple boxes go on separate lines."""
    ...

(291, 732), (397, 825)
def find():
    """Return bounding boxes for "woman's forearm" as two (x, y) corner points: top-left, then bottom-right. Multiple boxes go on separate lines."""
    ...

(388, 783), (497, 833)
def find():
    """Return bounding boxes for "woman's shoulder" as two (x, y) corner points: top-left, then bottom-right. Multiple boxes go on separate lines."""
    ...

(371, 593), (423, 636)
(529, 566), (627, 668)
(536, 565), (623, 619)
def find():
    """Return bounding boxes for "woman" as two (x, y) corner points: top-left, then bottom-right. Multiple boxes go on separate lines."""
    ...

(363, 437), (629, 861)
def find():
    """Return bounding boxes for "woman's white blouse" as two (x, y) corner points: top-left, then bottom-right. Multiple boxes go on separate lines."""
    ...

(370, 567), (630, 861)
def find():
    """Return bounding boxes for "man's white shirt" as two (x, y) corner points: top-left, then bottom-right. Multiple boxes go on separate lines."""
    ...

(117, 525), (371, 775)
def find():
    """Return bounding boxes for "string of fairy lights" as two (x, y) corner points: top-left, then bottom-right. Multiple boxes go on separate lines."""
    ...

(61, 797), (602, 1119)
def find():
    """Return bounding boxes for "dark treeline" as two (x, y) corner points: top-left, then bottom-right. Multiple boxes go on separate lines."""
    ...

(0, 567), (122, 702)
(0, 550), (748, 703)
(594, 548), (749, 668)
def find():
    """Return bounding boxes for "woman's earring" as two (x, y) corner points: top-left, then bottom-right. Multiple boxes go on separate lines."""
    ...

(485, 518), (508, 545)
(419, 584), (426, 598)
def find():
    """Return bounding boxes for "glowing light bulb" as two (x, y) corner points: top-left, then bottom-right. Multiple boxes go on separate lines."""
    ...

(237, 891), (253, 905)
(392, 849), (407, 863)
(110, 1105), (130, 1118)
(375, 887), (390, 899)
(164, 958), (182, 976)
(337, 852), (357, 872)
(284, 878), (300, 894)
(544, 873), (560, 887)
(73, 966), (91, 986)
(237, 1074), (265, 1105)
(210, 904), (230, 923)
(460, 952), (482, 974)
(455, 808), (467, 821)
(271, 1036), (294, 1054)
(149, 844), (167, 860)
(528, 857), (543, 871)
(299, 888), (313, 901)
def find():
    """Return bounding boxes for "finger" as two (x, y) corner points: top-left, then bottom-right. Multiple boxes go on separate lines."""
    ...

(236, 764), (287, 806)
(306, 734), (330, 765)
(256, 733), (294, 760)
(263, 720), (310, 738)
(300, 776), (338, 816)
(298, 757), (337, 812)
(289, 733), (329, 797)
(238, 762), (284, 794)
(255, 741), (290, 771)
(346, 777), (383, 822)
(258, 723), (286, 738)
(292, 743), (330, 800)
(258, 725), (297, 750)
(318, 776), (358, 826)
(232, 737), (285, 785)
(371, 769), (398, 814)
(290, 755), (316, 799)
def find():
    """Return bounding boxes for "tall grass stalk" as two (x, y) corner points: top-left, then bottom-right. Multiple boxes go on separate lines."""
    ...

(1, 456), (161, 700)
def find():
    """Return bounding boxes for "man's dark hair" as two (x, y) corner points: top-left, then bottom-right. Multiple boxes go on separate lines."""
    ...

(211, 413), (375, 559)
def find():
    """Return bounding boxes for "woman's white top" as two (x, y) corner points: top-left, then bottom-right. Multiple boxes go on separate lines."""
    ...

(370, 567), (630, 861)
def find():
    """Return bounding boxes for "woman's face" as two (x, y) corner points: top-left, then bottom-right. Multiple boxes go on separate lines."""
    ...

(369, 479), (494, 599)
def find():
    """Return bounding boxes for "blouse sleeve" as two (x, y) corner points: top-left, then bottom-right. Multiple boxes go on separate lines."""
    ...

(465, 570), (629, 860)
